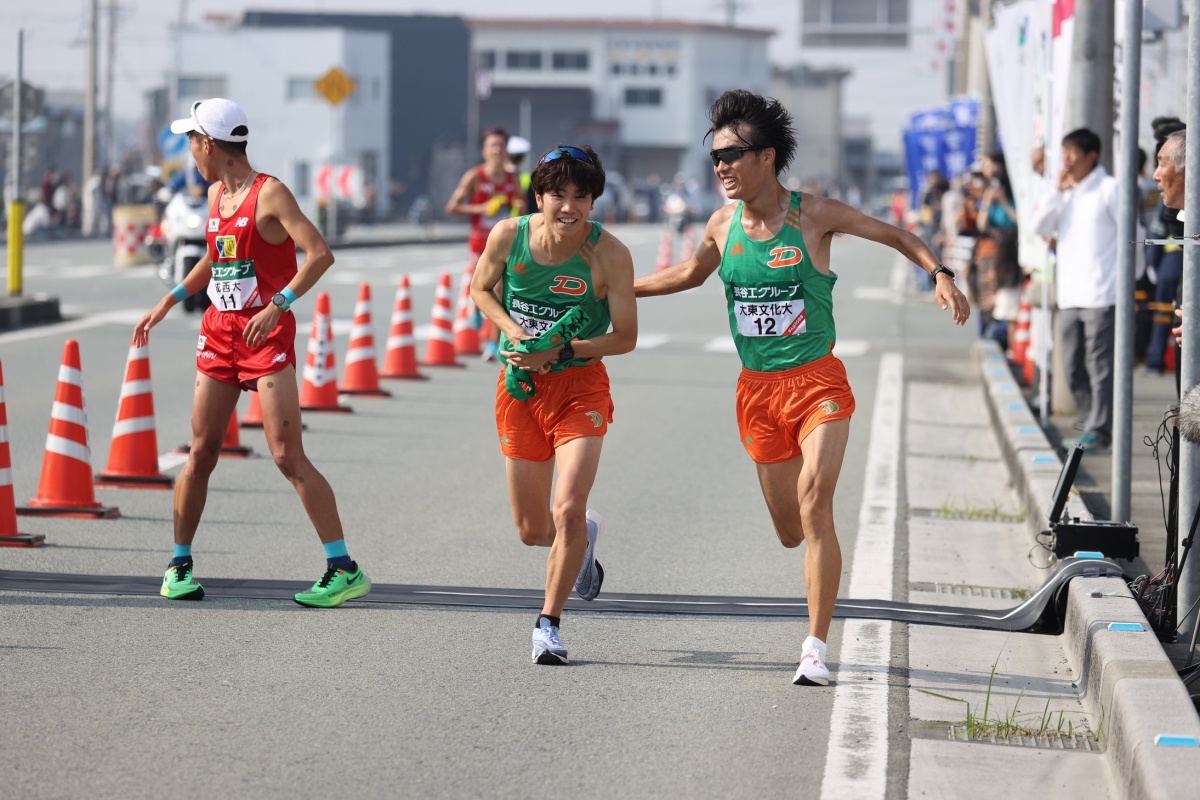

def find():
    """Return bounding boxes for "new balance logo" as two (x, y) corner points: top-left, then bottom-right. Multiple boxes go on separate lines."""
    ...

(271, 353), (288, 363)
(233, 217), (250, 228)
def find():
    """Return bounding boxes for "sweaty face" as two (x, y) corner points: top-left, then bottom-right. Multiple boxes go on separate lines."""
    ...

(711, 127), (769, 199)
(1153, 144), (1185, 210)
(536, 181), (593, 235)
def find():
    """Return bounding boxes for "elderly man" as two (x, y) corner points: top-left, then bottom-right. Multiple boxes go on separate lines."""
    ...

(1154, 130), (1188, 349)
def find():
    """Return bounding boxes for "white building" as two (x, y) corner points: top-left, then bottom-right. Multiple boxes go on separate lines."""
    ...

(797, 0), (953, 158)
(470, 19), (773, 191)
(176, 25), (390, 218)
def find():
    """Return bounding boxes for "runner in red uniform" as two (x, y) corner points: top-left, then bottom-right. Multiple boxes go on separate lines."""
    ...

(446, 127), (526, 260)
(134, 98), (370, 608)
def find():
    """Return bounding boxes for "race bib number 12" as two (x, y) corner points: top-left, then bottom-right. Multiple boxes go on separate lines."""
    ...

(731, 282), (806, 337)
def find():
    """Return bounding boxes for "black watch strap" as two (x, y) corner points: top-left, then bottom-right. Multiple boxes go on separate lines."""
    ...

(558, 339), (575, 362)
(932, 264), (955, 280)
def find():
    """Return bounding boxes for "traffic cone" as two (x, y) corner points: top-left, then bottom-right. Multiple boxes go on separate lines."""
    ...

(338, 283), (391, 397)
(174, 413), (256, 457)
(655, 227), (674, 272)
(17, 340), (120, 519)
(453, 263), (482, 356)
(240, 391), (306, 431)
(380, 275), (428, 380)
(241, 390), (265, 428)
(300, 291), (354, 411)
(679, 224), (697, 262)
(422, 272), (464, 367)
(1010, 295), (1032, 372)
(0, 360), (45, 545)
(95, 343), (173, 488)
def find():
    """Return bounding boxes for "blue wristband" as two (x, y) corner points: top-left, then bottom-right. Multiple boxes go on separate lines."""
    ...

(280, 287), (298, 306)
(170, 284), (190, 303)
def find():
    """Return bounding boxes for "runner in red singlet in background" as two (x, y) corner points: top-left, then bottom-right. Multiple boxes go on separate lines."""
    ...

(446, 127), (527, 260)
(134, 98), (370, 609)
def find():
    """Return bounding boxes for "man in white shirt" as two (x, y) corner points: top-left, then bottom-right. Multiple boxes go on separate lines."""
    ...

(1030, 129), (1119, 450)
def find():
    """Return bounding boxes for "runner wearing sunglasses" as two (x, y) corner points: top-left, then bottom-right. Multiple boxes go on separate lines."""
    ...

(634, 90), (969, 686)
(446, 127), (527, 263)
(470, 145), (638, 665)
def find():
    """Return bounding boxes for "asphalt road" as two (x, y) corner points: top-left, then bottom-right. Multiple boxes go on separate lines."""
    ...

(0, 228), (1091, 799)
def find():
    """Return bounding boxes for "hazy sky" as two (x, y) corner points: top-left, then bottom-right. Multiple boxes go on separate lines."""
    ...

(2, 0), (803, 120)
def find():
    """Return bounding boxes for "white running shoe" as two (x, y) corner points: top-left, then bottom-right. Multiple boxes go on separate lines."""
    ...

(574, 509), (604, 601)
(532, 618), (569, 665)
(793, 636), (830, 686)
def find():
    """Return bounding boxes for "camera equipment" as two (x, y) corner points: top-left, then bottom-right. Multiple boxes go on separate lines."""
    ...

(1043, 444), (1140, 561)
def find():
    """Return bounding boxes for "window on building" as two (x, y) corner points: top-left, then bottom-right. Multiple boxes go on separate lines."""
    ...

(505, 50), (542, 70)
(478, 50), (496, 69)
(624, 87), (662, 107)
(666, 64), (677, 76)
(294, 161), (310, 198)
(611, 63), (622, 75)
(286, 77), (318, 101)
(802, 0), (909, 48)
(178, 76), (226, 99)
(359, 151), (378, 188)
(552, 51), (589, 70)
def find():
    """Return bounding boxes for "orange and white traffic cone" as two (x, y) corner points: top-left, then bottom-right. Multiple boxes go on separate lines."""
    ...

(380, 275), (428, 380)
(241, 390), (264, 428)
(95, 343), (173, 488)
(679, 224), (697, 262)
(17, 340), (120, 519)
(422, 272), (464, 367)
(338, 283), (391, 397)
(1010, 295), (1032, 372)
(0, 360), (45, 545)
(174, 412), (256, 457)
(655, 227), (674, 272)
(453, 262), (482, 356)
(300, 291), (353, 412)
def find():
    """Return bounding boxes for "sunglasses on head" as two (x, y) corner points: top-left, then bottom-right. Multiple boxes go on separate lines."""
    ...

(542, 146), (592, 165)
(709, 145), (764, 167)
(190, 100), (213, 139)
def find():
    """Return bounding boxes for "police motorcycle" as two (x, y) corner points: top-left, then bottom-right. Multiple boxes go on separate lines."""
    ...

(148, 175), (211, 312)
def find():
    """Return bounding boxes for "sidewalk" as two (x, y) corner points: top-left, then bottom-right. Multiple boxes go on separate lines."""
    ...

(979, 343), (1200, 797)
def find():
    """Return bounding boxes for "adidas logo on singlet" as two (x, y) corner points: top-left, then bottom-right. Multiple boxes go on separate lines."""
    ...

(730, 242), (744, 255)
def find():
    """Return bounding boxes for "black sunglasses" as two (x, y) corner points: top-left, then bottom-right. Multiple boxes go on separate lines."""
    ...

(709, 146), (765, 167)
(542, 146), (592, 165)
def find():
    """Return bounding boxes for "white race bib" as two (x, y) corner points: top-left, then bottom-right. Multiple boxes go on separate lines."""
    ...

(730, 282), (807, 337)
(207, 259), (263, 312)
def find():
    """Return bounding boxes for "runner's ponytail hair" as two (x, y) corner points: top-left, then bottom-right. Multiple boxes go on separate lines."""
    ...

(706, 90), (797, 176)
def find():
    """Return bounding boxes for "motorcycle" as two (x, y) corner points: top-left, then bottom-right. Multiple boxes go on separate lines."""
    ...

(147, 190), (211, 312)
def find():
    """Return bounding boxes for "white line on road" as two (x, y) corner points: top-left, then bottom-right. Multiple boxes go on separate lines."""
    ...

(820, 352), (901, 800)
(636, 333), (671, 349)
(0, 309), (147, 345)
(158, 451), (189, 472)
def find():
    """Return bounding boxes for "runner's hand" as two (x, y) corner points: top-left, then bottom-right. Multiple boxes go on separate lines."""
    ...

(500, 349), (556, 374)
(243, 305), (281, 349)
(133, 301), (171, 347)
(1175, 308), (1184, 347)
(934, 275), (971, 326)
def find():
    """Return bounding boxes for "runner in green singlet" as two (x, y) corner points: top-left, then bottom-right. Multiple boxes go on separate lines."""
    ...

(471, 144), (637, 665)
(635, 90), (970, 686)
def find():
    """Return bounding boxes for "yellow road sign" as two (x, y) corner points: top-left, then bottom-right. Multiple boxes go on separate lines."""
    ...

(314, 67), (356, 107)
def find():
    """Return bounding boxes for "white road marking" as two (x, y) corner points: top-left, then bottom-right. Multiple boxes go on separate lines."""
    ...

(820, 352), (901, 800)
(0, 309), (147, 345)
(852, 287), (898, 302)
(158, 451), (189, 472)
(636, 333), (670, 350)
(703, 336), (737, 353)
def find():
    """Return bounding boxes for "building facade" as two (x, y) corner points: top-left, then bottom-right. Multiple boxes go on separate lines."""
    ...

(770, 64), (851, 196)
(176, 25), (390, 219)
(470, 19), (773, 205)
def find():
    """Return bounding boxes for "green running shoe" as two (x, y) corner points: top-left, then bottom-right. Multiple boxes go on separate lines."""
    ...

(160, 561), (205, 600)
(294, 565), (371, 608)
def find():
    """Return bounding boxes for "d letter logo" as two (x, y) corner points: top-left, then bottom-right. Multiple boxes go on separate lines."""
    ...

(766, 246), (803, 269)
(549, 276), (587, 296)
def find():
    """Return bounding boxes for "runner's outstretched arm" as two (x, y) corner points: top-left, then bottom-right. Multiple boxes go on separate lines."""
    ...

(634, 207), (727, 297)
(815, 197), (971, 325)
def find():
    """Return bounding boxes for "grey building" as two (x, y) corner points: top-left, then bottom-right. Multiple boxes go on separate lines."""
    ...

(770, 64), (851, 196)
(242, 12), (470, 216)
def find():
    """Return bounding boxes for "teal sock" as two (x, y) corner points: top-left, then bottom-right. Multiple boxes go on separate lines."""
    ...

(170, 544), (192, 566)
(323, 540), (354, 570)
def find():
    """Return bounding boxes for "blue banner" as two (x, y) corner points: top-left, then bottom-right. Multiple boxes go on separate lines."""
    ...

(903, 99), (981, 209)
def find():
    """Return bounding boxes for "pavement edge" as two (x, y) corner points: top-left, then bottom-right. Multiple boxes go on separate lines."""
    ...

(975, 341), (1200, 799)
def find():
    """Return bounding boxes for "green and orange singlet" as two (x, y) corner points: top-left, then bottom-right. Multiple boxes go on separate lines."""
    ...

(499, 216), (611, 370)
(718, 191), (836, 372)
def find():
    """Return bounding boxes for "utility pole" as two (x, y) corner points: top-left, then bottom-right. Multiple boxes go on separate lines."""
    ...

(103, 1), (117, 169)
(1112, 0), (1143, 524)
(8, 29), (25, 296)
(83, 0), (98, 185)
(720, 0), (745, 27)
(1065, 0), (1116, 169)
(1178, 0), (1200, 648)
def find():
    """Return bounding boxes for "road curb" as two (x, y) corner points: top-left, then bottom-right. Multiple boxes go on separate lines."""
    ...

(976, 342), (1200, 799)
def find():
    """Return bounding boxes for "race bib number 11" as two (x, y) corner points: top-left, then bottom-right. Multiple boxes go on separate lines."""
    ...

(207, 259), (263, 312)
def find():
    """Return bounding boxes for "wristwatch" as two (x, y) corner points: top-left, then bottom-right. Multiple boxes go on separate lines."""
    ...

(558, 339), (575, 363)
(271, 292), (291, 312)
(931, 264), (955, 281)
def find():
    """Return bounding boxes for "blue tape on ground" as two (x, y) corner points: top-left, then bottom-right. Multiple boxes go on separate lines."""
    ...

(1106, 622), (1145, 632)
(1154, 735), (1199, 747)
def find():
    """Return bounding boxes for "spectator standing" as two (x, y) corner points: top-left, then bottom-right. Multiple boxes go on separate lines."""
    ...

(1030, 128), (1119, 451)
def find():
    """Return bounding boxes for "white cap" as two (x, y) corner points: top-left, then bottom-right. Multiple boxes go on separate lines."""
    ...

(507, 136), (531, 155)
(170, 98), (250, 142)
